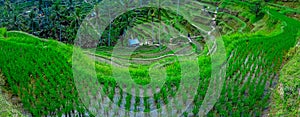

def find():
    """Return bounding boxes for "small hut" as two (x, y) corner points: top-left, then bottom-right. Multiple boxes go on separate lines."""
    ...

(128, 38), (140, 47)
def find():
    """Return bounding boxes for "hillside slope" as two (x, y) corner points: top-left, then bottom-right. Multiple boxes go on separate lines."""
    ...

(0, 29), (88, 116)
(0, 72), (24, 117)
(270, 42), (300, 116)
(0, 1), (300, 116)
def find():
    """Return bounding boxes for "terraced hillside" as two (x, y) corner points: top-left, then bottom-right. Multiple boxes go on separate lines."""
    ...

(0, 0), (299, 117)
(0, 72), (23, 117)
(87, 3), (300, 116)
(0, 30), (90, 116)
(270, 42), (300, 116)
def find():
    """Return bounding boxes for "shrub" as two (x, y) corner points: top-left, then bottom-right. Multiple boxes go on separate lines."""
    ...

(0, 28), (7, 38)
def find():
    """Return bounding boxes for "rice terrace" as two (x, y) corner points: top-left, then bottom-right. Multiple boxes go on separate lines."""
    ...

(0, 0), (299, 117)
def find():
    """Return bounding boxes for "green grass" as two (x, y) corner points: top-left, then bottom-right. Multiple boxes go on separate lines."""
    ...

(0, 28), (7, 38)
(270, 43), (300, 116)
(0, 30), (87, 116)
(0, 94), (23, 117)
(93, 45), (169, 58)
(206, 8), (300, 116)
(223, 13), (247, 33)
(92, 7), (300, 116)
(0, 72), (24, 117)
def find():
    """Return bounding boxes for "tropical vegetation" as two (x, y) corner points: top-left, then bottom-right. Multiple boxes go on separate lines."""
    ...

(0, 0), (299, 116)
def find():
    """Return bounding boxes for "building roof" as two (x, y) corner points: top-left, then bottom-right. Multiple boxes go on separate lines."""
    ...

(128, 38), (140, 46)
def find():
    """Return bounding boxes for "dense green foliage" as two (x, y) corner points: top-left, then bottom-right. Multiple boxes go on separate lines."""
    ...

(0, 0), (201, 44)
(99, 7), (201, 46)
(0, 0), (299, 116)
(90, 7), (300, 116)
(207, 9), (300, 116)
(0, 28), (7, 37)
(0, 32), (87, 116)
(270, 44), (300, 116)
(0, 0), (96, 43)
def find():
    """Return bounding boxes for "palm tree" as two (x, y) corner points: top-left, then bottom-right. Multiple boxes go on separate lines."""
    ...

(63, 2), (81, 43)
(28, 10), (36, 33)
(13, 15), (22, 30)
(158, 0), (162, 50)
(4, 0), (12, 18)
(151, 8), (156, 44)
(51, 0), (63, 41)
(38, 0), (43, 11)
(117, 14), (129, 46)
(107, 2), (112, 46)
